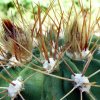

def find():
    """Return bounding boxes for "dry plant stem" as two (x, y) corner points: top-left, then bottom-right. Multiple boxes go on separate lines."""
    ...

(49, 30), (53, 57)
(60, 86), (76, 100)
(2, 10), (42, 64)
(91, 84), (100, 88)
(88, 69), (100, 79)
(51, 4), (59, 25)
(13, 0), (29, 45)
(0, 94), (7, 100)
(0, 74), (15, 86)
(0, 90), (7, 94)
(49, 40), (75, 76)
(81, 12), (87, 50)
(79, 0), (93, 50)
(1, 64), (14, 79)
(10, 38), (42, 64)
(44, 0), (64, 25)
(23, 73), (36, 83)
(11, 98), (14, 100)
(54, 8), (67, 24)
(38, 5), (49, 62)
(66, 1), (74, 26)
(19, 63), (73, 82)
(85, 42), (98, 59)
(5, 54), (72, 82)
(82, 57), (92, 76)
(72, 0), (78, 17)
(86, 92), (96, 100)
(20, 60), (44, 71)
(78, 0), (84, 12)
(41, 0), (55, 24)
(91, 10), (100, 33)
(13, 0), (24, 23)
(1, 54), (45, 72)
(29, 61), (45, 70)
(80, 91), (83, 100)
(53, 43), (72, 70)
(0, 87), (7, 89)
(62, 58), (75, 76)
(31, 16), (38, 37)
(0, 47), (8, 59)
(18, 92), (25, 100)
(56, 45), (76, 75)
(49, 41), (76, 75)
(88, 15), (100, 49)
(46, 12), (58, 29)
(58, 0), (63, 16)
(0, 50), (6, 58)
(54, 14), (63, 59)
(36, 0), (58, 35)
(26, 66), (73, 81)
(88, 0), (91, 36)
(82, 49), (96, 76)
(84, 82), (96, 86)
(75, 37), (82, 57)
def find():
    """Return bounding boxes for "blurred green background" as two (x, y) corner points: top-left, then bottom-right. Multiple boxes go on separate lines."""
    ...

(0, 0), (100, 19)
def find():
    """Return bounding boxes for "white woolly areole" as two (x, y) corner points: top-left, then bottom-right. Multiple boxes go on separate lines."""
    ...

(66, 49), (91, 60)
(43, 58), (56, 73)
(7, 56), (20, 66)
(71, 74), (91, 92)
(7, 76), (23, 98)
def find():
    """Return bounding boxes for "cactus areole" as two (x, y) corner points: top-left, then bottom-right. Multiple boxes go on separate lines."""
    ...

(7, 77), (23, 98)
(43, 58), (56, 73)
(71, 74), (91, 92)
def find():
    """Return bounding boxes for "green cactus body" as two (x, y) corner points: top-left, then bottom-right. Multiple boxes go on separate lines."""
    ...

(0, 0), (100, 100)
(20, 68), (44, 100)
(41, 70), (64, 100)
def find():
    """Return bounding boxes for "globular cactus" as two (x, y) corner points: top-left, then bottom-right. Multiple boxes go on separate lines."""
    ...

(0, 0), (100, 100)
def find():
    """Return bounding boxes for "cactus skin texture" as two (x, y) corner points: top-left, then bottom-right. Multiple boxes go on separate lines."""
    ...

(0, 37), (99, 100)
(0, 0), (100, 100)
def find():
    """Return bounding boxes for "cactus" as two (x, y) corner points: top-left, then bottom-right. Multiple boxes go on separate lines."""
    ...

(0, 0), (100, 100)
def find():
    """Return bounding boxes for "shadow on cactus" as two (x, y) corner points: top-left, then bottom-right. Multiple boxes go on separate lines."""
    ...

(0, 0), (100, 100)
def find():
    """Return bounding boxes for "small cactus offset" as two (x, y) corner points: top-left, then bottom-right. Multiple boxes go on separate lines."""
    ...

(0, 0), (100, 100)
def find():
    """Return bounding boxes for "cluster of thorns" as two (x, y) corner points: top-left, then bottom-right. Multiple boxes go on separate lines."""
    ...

(0, 0), (100, 100)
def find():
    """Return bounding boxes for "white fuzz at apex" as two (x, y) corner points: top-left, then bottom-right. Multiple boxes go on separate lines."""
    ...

(7, 76), (23, 98)
(71, 74), (91, 92)
(66, 49), (91, 60)
(7, 56), (21, 67)
(43, 58), (56, 73)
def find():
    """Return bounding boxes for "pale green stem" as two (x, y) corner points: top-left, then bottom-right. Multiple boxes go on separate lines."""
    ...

(0, 87), (7, 89)
(18, 92), (25, 100)
(60, 86), (76, 100)
(26, 66), (73, 82)
(80, 91), (83, 100)
(88, 69), (100, 79)
(86, 92), (96, 100)
(0, 94), (7, 100)
(91, 84), (100, 88)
